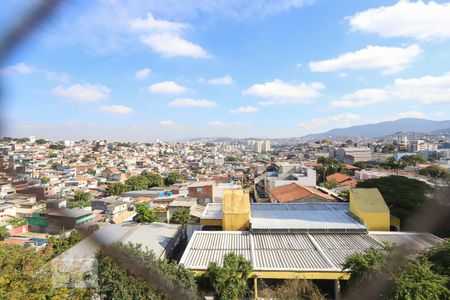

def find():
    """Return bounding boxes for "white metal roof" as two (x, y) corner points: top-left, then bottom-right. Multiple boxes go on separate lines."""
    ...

(250, 204), (366, 233)
(201, 203), (222, 219)
(180, 231), (442, 272)
(201, 202), (365, 232)
(52, 223), (181, 274)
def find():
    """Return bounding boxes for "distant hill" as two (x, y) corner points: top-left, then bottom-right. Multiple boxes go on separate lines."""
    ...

(302, 118), (450, 140)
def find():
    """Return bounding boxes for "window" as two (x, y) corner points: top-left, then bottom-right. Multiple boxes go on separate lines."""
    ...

(205, 198), (211, 203)
(196, 187), (203, 192)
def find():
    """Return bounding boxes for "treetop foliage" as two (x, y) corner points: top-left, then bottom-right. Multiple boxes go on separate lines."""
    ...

(356, 175), (431, 221)
(203, 252), (252, 300)
(96, 242), (198, 300)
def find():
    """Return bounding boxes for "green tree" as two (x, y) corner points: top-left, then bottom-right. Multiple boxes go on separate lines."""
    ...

(393, 258), (449, 300)
(203, 252), (252, 300)
(344, 245), (449, 300)
(67, 191), (93, 208)
(315, 157), (348, 183)
(164, 172), (185, 186)
(125, 176), (149, 191)
(261, 279), (325, 300)
(8, 216), (27, 228)
(0, 243), (91, 299)
(419, 165), (449, 180)
(324, 178), (339, 189)
(47, 231), (82, 257)
(0, 244), (53, 298)
(49, 144), (66, 150)
(107, 182), (127, 196)
(357, 175), (430, 221)
(225, 155), (241, 162)
(36, 138), (47, 145)
(170, 208), (191, 224)
(96, 243), (197, 300)
(51, 162), (62, 170)
(424, 239), (450, 282)
(144, 173), (164, 188)
(0, 226), (9, 241)
(135, 203), (160, 223)
(86, 169), (96, 176)
(41, 176), (50, 184)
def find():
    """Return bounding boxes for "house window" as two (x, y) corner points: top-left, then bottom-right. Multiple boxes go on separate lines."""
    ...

(196, 187), (203, 192)
(205, 198), (211, 203)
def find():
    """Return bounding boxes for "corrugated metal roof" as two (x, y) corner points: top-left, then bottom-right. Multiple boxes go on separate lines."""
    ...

(201, 203), (222, 219)
(370, 232), (443, 255)
(180, 231), (443, 272)
(312, 233), (380, 250)
(253, 249), (330, 270)
(251, 209), (366, 233)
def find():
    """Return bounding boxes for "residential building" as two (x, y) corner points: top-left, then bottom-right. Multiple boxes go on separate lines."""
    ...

(269, 183), (335, 203)
(188, 181), (215, 206)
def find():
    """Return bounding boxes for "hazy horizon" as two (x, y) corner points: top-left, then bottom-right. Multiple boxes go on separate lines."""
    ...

(1, 1), (450, 141)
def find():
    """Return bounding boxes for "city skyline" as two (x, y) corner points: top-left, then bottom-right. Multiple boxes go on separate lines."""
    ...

(1, 0), (450, 141)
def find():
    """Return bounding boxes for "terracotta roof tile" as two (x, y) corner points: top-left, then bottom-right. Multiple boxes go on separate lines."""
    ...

(270, 183), (334, 203)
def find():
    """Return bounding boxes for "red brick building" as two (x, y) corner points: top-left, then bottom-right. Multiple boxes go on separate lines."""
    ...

(187, 181), (215, 206)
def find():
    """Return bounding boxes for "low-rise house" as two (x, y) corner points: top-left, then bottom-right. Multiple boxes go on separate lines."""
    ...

(0, 203), (16, 222)
(28, 208), (94, 234)
(326, 173), (358, 187)
(188, 181), (215, 206)
(92, 196), (128, 219)
(269, 183), (336, 203)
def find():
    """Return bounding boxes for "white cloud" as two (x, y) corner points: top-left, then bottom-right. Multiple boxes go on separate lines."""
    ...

(134, 68), (151, 80)
(208, 120), (249, 127)
(129, 12), (209, 59)
(309, 44), (421, 74)
(243, 79), (324, 104)
(169, 98), (217, 107)
(298, 113), (361, 131)
(129, 12), (188, 32)
(43, 70), (71, 83)
(332, 72), (450, 107)
(140, 33), (210, 58)
(206, 75), (233, 85)
(331, 88), (389, 107)
(98, 105), (133, 114)
(148, 81), (189, 94)
(52, 84), (110, 102)
(397, 111), (425, 119)
(390, 73), (450, 104)
(160, 120), (175, 126)
(1, 62), (34, 75)
(230, 105), (259, 113)
(347, 0), (450, 40)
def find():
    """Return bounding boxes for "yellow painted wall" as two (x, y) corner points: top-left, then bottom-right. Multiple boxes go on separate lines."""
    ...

(349, 188), (390, 231)
(191, 270), (349, 280)
(222, 189), (250, 231)
(200, 219), (222, 227)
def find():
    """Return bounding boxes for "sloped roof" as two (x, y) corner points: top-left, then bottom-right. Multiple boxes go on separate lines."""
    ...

(270, 183), (334, 203)
(350, 188), (389, 213)
(327, 173), (358, 187)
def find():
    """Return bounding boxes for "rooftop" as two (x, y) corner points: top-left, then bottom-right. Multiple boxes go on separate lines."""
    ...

(270, 183), (335, 203)
(180, 231), (442, 272)
(350, 188), (389, 213)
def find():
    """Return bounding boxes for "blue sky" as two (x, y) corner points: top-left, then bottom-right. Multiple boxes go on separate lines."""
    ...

(1, 0), (450, 141)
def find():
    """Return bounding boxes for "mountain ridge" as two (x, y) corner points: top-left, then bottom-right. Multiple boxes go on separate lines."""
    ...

(302, 118), (450, 140)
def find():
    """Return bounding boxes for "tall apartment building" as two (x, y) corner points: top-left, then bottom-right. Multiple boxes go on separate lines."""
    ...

(247, 140), (271, 153)
(408, 140), (438, 152)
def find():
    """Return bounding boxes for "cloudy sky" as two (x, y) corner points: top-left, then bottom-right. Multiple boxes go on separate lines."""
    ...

(1, 0), (450, 141)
